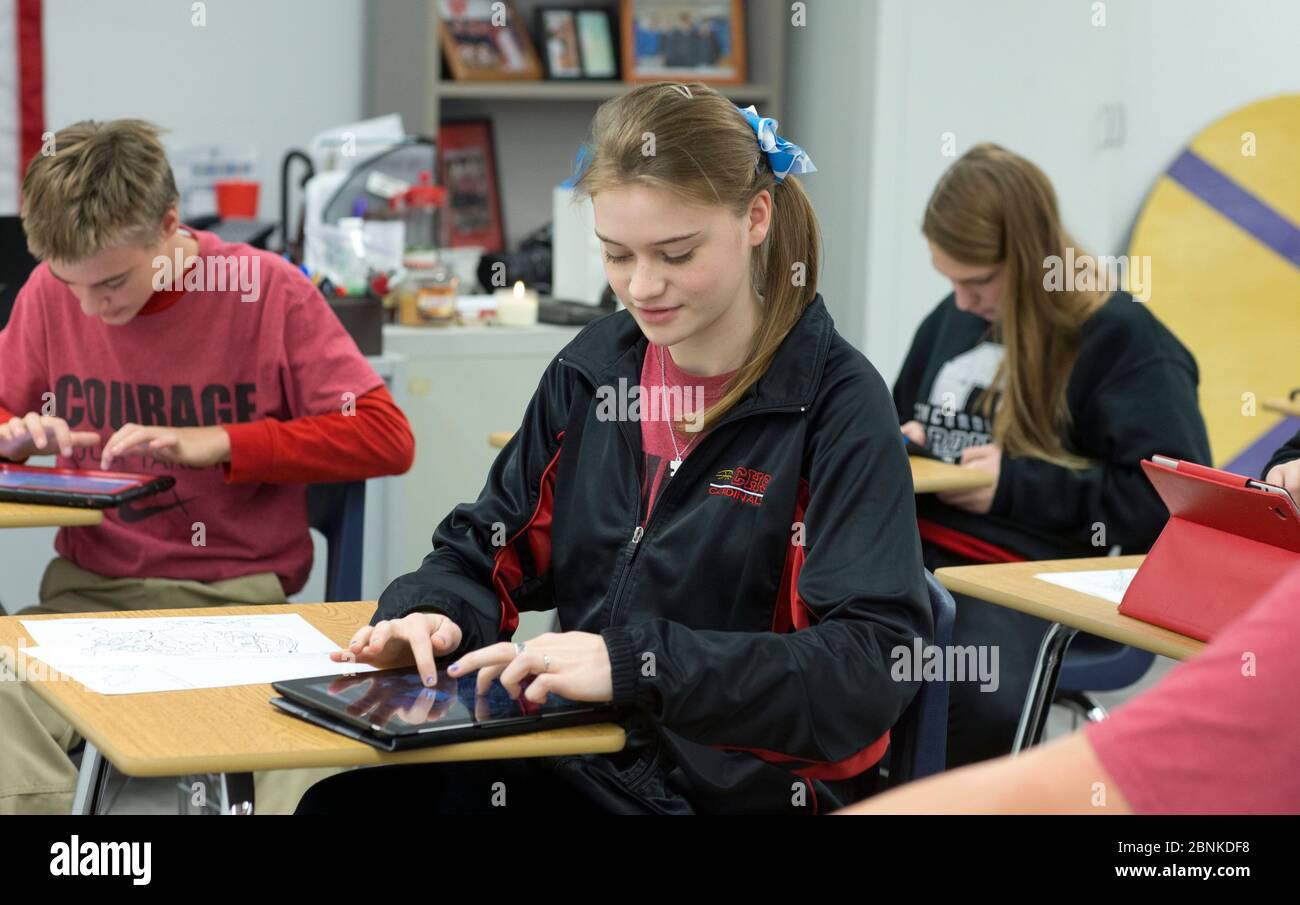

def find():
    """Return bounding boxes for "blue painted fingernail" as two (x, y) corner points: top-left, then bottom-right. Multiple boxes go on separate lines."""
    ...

(425, 676), (435, 686)
(448, 663), (460, 674)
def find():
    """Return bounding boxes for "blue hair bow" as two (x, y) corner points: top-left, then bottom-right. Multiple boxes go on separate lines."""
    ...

(736, 104), (816, 182)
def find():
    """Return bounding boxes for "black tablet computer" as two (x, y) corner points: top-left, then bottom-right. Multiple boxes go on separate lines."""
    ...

(0, 463), (176, 509)
(270, 667), (620, 752)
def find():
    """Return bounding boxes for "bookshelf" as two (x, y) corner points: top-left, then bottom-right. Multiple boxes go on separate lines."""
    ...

(364, 0), (788, 249)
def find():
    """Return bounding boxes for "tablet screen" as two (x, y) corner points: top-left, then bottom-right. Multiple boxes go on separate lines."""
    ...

(0, 468), (140, 494)
(285, 668), (601, 736)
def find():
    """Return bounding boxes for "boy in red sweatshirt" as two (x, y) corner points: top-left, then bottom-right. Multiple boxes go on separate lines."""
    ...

(0, 119), (415, 813)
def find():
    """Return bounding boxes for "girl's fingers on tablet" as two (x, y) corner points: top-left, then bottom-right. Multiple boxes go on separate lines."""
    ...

(71, 431), (100, 448)
(498, 648), (544, 699)
(395, 619), (437, 685)
(349, 625), (373, 651)
(367, 621), (392, 653)
(449, 641), (515, 677)
(429, 615), (462, 654)
(475, 662), (506, 697)
(523, 673), (553, 704)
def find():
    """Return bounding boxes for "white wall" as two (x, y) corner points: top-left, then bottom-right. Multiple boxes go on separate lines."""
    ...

(862, 0), (1124, 383)
(785, 0), (877, 349)
(858, 0), (1300, 385)
(43, 0), (367, 224)
(1110, 0), (1300, 236)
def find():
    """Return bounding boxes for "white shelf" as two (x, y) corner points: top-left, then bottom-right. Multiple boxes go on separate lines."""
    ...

(435, 79), (775, 103)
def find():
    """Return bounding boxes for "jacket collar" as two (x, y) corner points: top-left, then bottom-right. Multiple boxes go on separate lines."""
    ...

(559, 292), (834, 415)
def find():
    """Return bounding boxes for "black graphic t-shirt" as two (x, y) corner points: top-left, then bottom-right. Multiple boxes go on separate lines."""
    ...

(892, 292), (1213, 559)
(905, 336), (1003, 462)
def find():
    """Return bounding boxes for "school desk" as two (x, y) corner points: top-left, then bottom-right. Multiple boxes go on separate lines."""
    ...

(0, 501), (103, 528)
(908, 458), (996, 494)
(0, 601), (626, 815)
(935, 555), (1204, 752)
(1262, 397), (1300, 418)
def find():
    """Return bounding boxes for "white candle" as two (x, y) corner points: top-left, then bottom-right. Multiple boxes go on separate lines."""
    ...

(495, 280), (539, 327)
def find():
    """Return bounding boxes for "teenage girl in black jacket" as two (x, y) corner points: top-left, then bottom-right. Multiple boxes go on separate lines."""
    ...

(296, 83), (932, 815)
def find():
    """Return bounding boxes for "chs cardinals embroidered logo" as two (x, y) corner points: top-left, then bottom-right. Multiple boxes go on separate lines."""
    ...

(708, 466), (771, 506)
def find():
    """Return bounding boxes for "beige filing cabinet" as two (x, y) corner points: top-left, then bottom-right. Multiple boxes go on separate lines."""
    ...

(383, 322), (581, 639)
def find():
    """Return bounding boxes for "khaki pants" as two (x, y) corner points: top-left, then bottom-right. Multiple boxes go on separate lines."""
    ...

(0, 557), (345, 814)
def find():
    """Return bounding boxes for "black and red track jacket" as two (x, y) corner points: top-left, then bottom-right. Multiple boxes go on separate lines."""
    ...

(373, 294), (932, 814)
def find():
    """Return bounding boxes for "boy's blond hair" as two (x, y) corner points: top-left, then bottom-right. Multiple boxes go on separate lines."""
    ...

(21, 119), (179, 263)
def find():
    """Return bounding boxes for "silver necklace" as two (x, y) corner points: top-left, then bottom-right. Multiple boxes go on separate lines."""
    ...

(661, 345), (698, 477)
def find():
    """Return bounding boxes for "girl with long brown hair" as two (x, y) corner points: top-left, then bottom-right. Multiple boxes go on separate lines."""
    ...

(298, 83), (932, 814)
(894, 143), (1212, 768)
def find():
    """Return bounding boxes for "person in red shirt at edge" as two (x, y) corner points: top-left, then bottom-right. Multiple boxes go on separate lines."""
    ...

(0, 119), (414, 814)
(843, 564), (1300, 815)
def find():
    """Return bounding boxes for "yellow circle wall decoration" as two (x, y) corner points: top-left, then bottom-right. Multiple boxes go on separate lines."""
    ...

(1129, 93), (1300, 473)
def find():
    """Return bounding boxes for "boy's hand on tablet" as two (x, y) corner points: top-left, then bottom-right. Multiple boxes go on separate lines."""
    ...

(1265, 459), (1300, 503)
(938, 443), (1001, 514)
(332, 612), (464, 687)
(900, 421), (926, 446)
(100, 424), (231, 470)
(447, 632), (614, 705)
(0, 413), (100, 459)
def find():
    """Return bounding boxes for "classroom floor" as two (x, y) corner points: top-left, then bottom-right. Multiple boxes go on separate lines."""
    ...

(95, 655), (1180, 815)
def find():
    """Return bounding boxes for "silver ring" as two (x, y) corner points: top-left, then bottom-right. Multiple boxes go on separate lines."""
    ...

(542, 654), (552, 672)
(514, 641), (526, 656)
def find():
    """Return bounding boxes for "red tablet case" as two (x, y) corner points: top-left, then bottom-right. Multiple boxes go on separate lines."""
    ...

(1118, 458), (1300, 641)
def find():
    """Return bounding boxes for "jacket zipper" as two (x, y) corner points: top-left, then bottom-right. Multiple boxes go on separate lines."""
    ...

(560, 353), (807, 629)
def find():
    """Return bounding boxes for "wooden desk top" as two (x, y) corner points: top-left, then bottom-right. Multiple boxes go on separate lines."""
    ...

(935, 555), (1204, 662)
(0, 501), (104, 528)
(0, 601), (625, 777)
(1262, 397), (1300, 418)
(909, 457), (995, 493)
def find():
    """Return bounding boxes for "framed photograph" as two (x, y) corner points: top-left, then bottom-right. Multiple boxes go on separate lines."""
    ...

(538, 7), (619, 80)
(438, 0), (543, 81)
(437, 119), (506, 253)
(576, 9), (619, 79)
(539, 9), (583, 78)
(620, 0), (746, 85)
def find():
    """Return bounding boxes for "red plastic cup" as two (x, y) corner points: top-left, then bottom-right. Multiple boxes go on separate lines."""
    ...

(214, 179), (260, 219)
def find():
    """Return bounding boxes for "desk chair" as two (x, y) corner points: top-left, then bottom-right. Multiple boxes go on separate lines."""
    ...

(307, 481), (367, 603)
(885, 570), (955, 787)
(1055, 639), (1155, 725)
(0, 216), (38, 330)
(172, 481), (367, 815)
(1047, 545), (1155, 736)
